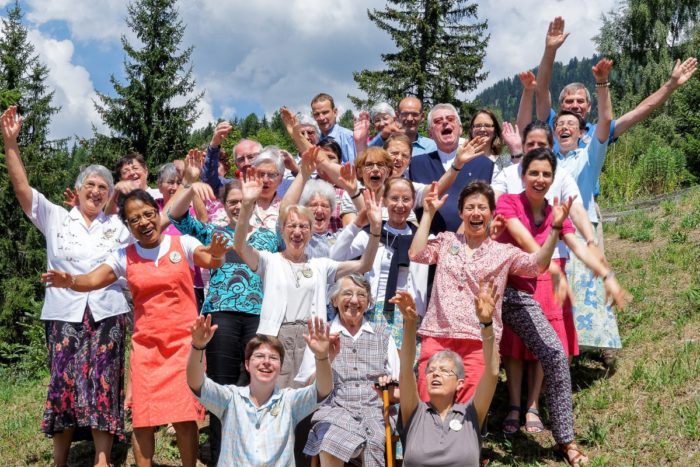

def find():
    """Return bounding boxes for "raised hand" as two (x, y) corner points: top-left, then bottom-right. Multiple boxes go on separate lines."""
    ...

(518, 70), (537, 91)
(304, 316), (331, 358)
(474, 278), (500, 324)
(63, 187), (79, 208)
(592, 58), (614, 82)
(489, 213), (507, 239)
(422, 181), (448, 215)
(280, 149), (298, 173)
(353, 111), (370, 142)
(300, 145), (319, 177)
(41, 269), (73, 288)
(456, 136), (488, 167)
(210, 121), (233, 147)
(364, 188), (383, 232)
(389, 290), (418, 323)
(501, 122), (522, 154)
(209, 232), (235, 258)
(551, 195), (575, 227)
(670, 57), (698, 88)
(328, 332), (341, 361)
(545, 16), (570, 50)
(279, 107), (298, 136)
(191, 314), (219, 348)
(184, 148), (205, 183)
(1, 106), (22, 142)
(191, 181), (216, 202)
(238, 167), (263, 206)
(380, 120), (404, 140)
(337, 162), (358, 195)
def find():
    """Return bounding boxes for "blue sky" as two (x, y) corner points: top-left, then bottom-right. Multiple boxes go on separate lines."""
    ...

(1, 0), (617, 140)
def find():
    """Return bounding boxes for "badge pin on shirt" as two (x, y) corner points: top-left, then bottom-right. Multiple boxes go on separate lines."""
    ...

(169, 251), (182, 264)
(449, 243), (460, 255)
(449, 419), (463, 431)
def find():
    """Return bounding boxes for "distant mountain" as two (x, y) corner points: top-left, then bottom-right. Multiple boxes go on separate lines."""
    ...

(474, 55), (601, 123)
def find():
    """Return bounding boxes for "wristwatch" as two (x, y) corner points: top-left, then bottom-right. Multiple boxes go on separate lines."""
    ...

(479, 321), (493, 329)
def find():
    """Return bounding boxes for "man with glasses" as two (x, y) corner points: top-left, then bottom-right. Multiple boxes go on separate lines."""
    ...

(368, 96), (437, 157)
(408, 103), (494, 233)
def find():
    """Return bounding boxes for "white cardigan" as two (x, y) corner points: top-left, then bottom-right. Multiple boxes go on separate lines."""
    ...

(255, 251), (338, 336)
(329, 223), (428, 316)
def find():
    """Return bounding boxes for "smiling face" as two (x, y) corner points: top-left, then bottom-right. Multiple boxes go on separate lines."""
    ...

(245, 343), (282, 385)
(425, 357), (464, 399)
(560, 88), (592, 119)
(305, 193), (332, 234)
(386, 139), (411, 178)
(124, 198), (162, 248)
(360, 151), (391, 193)
(333, 277), (370, 331)
(119, 160), (148, 190)
(78, 175), (111, 218)
(523, 128), (551, 152)
(282, 211), (312, 253)
(373, 112), (395, 133)
(523, 159), (554, 201)
(255, 161), (282, 200)
(225, 187), (243, 225)
(430, 108), (462, 152)
(554, 114), (583, 153)
(398, 97), (423, 138)
(459, 193), (492, 240)
(157, 176), (181, 203)
(311, 99), (338, 134)
(384, 181), (414, 228)
(234, 140), (261, 172)
(470, 112), (496, 147)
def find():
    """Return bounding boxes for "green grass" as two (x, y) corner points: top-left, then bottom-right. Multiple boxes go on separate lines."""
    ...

(2, 187), (700, 465)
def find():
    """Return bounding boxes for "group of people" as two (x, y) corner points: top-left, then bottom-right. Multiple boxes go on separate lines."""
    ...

(2, 15), (697, 467)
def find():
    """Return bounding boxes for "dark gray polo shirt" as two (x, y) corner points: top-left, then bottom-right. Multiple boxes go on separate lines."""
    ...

(399, 400), (481, 467)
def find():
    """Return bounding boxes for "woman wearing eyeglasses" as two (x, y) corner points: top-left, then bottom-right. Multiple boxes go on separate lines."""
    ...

(42, 189), (233, 467)
(234, 168), (382, 388)
(2, 106), (132, 467)
(468, 109), (512, 180)
(390, 281), (499, 467)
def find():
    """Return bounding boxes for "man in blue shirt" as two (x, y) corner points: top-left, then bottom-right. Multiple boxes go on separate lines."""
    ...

(409, 103), (493, 233)
(369, 96), (437, 157)
(311, 93), (357, 163)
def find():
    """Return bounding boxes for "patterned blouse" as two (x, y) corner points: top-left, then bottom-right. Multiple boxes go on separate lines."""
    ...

(411, 232), (539, 341)
(169, 211), (279, 314)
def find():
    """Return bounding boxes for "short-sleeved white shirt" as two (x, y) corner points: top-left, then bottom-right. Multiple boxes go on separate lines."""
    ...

(104, 234), (202, 278)
(27, 189), (132, 322)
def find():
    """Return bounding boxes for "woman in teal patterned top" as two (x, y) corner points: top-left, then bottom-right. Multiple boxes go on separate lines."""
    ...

(168, 178), (278, 465)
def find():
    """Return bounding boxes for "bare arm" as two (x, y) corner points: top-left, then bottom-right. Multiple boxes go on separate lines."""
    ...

(535, 17), (570, 121)
(41, 264), (119, 292)
(516, 71), (537, 132)
(472, 279), (500, 428)
(335, 190), (381, 277)
(232, 169), (262, 271)
(614, 57), (698, 137)
(280, 146), (318, 214)
(593, 59), (614, 144)
(304, 318), (333, 399)
(533, 197), (574, 272)
(1, 106), (32, 214)
(188, 314), (218, 393)
(353, 111), (370, 154)
(193, 233), (233, 269)
(280, 107), (314, 154)
(409, 182), (445, 259)
(434, 137), (489, 196)
(389, 291), (420, 427)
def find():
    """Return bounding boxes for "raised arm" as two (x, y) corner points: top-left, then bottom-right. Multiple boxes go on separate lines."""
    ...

(41, 264), (119, 292)
(280, 146), (318, 214)
(534, 196), (574, 271)
(193, 232), (234, 269)
(304, 317), (333, 399)
(188, 314), (219, 394)
(388, 291), (420, 426)
(280, 107), (314, 154)
(1, 106), (32, 214)
(472, 279), (500, 428)
(434, 137), (489, 196)
(516, 71), (537, 132)
(202, 122), (233, 191)
(409, 182), (446, 259)
(614, 57), (697, 137)
(335, 189), (381, 277)
(592, 58), (614, 144)
(535, 17), (570, 121)
(353, 111), (370, 154)
(232, 168), (263, 271)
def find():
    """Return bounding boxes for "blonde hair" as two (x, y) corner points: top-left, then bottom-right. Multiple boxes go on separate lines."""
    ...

(279, 204), (314, 228)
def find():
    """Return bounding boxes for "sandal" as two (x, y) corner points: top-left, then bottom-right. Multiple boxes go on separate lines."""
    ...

(524, 408), (545, 434)
(557, 442), (589, 466)
(502, 405), (521, 435)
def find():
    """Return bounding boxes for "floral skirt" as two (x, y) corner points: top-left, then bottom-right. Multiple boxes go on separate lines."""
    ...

(41, 307), (127, 440)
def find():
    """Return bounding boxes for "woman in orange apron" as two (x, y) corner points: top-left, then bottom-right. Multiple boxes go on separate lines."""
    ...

(43, 189), (233, 466)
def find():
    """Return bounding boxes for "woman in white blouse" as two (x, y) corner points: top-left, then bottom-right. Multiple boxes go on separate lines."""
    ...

(233, 167), (382, 388)
(1, 106), (130, 466)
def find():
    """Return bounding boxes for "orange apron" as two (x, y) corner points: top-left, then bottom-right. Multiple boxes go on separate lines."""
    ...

(126, 236), (205, 427)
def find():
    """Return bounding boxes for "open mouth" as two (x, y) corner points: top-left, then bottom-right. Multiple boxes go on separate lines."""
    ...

(469, 219), (484, 228)
(441, 127), (453, 136)
(139, 225), (156, 238)
(532, 185), (547, 193)
(430, 379), (443, 387)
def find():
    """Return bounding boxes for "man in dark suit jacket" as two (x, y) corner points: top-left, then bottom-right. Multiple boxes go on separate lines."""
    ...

(409, 103), (494, 233)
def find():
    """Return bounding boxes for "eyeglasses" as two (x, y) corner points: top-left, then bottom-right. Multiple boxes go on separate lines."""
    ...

(119, 164), (145, 177)
(83, 181), (110, 193)
(554, 121), (580, 129)
(250, 352), (281, 363)
(363, 162), (389, 170)
(340, 290), (368, 300)
(285, 223), (311, 231)
(126, 210), (158, 226)
(426, 367), (458, 377)
(472, 123), (494, 130)
(432, 115), (457, 125)
(257, 171), (281, 180)
(235, 153), (259, 164)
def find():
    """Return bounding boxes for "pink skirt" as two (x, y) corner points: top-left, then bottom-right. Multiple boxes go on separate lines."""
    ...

(500, 258), (579, 360)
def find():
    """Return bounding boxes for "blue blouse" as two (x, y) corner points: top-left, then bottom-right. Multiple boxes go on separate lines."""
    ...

(169, 212), (279, 315)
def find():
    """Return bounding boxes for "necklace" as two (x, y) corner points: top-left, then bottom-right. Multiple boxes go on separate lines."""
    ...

(284, 254), (312, 287)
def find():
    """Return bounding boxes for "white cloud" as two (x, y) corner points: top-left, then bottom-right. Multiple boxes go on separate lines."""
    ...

(26, 0), (127, 43)
(26, 29), (107, 138)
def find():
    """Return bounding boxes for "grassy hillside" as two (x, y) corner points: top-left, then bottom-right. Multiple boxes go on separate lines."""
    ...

(1, 188), (699, 466)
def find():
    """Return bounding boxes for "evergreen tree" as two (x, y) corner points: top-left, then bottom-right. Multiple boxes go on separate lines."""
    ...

(350, 0), (489, 115)
(0, 1), (67, 370)
(95, 0), (202, 169)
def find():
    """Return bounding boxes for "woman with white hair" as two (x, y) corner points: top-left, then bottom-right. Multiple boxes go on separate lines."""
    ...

(249, 146), (287, 230)
(370, 102), (396, 136)
(1, 106), (131, 466)
(234, 167), (383, 387)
